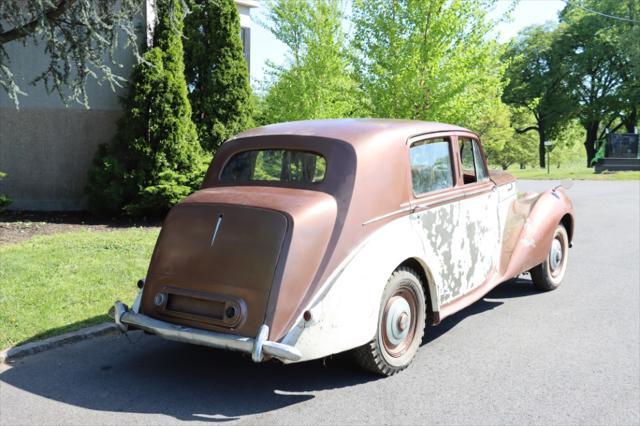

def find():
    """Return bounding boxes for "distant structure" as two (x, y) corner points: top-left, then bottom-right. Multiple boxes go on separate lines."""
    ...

(0, 0), (259, 210)
(594, 132), (640, 173)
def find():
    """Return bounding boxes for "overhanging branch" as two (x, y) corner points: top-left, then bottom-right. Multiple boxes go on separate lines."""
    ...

(515, 125), (539, 134)
(0, 0), (75, 45)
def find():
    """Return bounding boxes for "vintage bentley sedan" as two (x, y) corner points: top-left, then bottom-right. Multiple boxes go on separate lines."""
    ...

(111, 119), (574, 376)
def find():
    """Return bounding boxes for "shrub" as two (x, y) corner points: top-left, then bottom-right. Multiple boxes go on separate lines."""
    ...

(87, 0), (205, 217)
(0, 172), (11, 210)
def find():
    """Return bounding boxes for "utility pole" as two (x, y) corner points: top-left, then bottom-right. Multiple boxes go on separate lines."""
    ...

(544, 141), (553, 174)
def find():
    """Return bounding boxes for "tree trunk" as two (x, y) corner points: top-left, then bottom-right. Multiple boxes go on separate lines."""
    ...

(624, 105), (637, 134)
(584, 121), (599, 167)
(538, 127), (546, 169)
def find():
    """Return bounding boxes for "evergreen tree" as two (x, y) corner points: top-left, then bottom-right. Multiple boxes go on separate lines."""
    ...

(184, 0), (254, 152)
(86, 0), (204, 216)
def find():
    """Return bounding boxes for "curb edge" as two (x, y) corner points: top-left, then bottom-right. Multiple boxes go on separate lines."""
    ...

(1, 323), (119, 364)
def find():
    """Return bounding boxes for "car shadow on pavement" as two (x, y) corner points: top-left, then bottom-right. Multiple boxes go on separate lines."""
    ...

(422, 277), (540, 346)
(0, 278), (540, 422)
(0, 330), (376, 422)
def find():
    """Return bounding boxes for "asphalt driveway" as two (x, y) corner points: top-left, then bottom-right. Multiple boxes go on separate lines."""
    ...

(1, 180), (639, 425)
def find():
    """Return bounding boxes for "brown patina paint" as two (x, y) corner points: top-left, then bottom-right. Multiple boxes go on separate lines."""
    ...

(140, 119), (572, 342)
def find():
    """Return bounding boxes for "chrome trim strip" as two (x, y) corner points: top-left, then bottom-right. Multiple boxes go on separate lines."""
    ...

(112, 302), (302, 362)
(413, 194), (464, 211)
(362, 206), (412, 226)
(462, 184), (494, 198)
(210, 214), (223, 247)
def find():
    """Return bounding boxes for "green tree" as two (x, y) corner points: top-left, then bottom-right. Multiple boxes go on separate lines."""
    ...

(549, 120), (584, 168)
(351, 0), (508, 134)
(486, 108), (537, 170)
(502, 24), (575, 168)
(555, 0), (637, 165)
(623, 0), (640, 133)
(86, 0), (203, 216)
(474, 102), (512, 168)
(258, 0), (361, 123)
(183, 0), (254, 152)
(0, 0), (142, 107)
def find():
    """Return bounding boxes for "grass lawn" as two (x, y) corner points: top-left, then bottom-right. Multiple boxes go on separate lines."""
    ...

(0, 228), (159, 349)
(505, 164), (640, 180)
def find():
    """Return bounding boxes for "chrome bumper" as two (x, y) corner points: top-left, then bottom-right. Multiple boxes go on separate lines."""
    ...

(110, 301), (302, 363)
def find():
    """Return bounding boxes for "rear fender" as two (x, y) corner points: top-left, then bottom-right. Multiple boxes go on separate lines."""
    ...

(279, 215), (430, 363)
(501, 188), (574, 279)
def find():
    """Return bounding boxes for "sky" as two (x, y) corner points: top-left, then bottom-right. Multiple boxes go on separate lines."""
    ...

(249, 0), (566, 87)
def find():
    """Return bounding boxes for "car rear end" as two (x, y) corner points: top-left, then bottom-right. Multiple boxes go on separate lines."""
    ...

(110, 139), (346, 362)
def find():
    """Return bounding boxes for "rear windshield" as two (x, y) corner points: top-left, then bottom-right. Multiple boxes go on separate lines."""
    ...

(220, 149), (326, 184)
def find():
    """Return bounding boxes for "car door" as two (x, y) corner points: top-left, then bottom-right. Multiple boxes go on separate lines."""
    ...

(407, 135), (469, 303)
(455, 137), (500, 296)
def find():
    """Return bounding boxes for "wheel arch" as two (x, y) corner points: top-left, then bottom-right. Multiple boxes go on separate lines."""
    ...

(397, 257), (439, 324)
(560, 213), (574, 244)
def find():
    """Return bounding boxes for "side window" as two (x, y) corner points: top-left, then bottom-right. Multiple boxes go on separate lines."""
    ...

(459, 138), (488, 184)
(472, 140), (488, 181)
(410, 138), (454, 195)
(459, 138), (477, 184)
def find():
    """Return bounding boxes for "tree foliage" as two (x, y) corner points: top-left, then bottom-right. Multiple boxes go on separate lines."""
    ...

(502, 24), (575, 168)
(86, 0), (203, 217)
(554, 0), (638, 165)
(0, 0), (143, 107)
(258, 0), (361, 123)
(485, 107), (537, 170)
(475, 104), (513, 169)
(183, 0), (254, 152)
(351, 0), (507, 133)
(548, 120), (584, 168)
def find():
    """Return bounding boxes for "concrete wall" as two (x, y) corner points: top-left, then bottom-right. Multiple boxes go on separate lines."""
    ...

(0, 13), (140, 210)
(0, 108), (121, 210)
(0, 1), (256, 211)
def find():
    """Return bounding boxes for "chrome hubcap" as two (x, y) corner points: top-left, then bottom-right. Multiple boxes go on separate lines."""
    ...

(385, 296), (411, 346)
(550, 238), (563, 272)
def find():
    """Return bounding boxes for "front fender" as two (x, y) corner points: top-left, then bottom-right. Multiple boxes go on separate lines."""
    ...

(501, 188), (574, 280)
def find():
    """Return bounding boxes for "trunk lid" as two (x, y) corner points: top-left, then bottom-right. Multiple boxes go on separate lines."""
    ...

(140, 203), (288, 338)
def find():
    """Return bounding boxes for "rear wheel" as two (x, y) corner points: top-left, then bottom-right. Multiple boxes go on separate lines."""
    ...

(354, 267), (426, 376)
(530, 224), (569, 291)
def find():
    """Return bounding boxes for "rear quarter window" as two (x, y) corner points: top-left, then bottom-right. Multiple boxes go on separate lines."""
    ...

(220, 149), (326, 184)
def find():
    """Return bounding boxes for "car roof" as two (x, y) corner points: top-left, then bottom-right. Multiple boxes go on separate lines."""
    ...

(231, 118), (475, 148)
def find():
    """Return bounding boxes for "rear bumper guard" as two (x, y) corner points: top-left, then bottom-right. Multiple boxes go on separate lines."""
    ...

(110, 301), (302, 363)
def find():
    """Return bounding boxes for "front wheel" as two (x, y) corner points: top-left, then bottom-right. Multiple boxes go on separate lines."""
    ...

(354, 267), (426, 376)
(530, 224), (569, 291)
